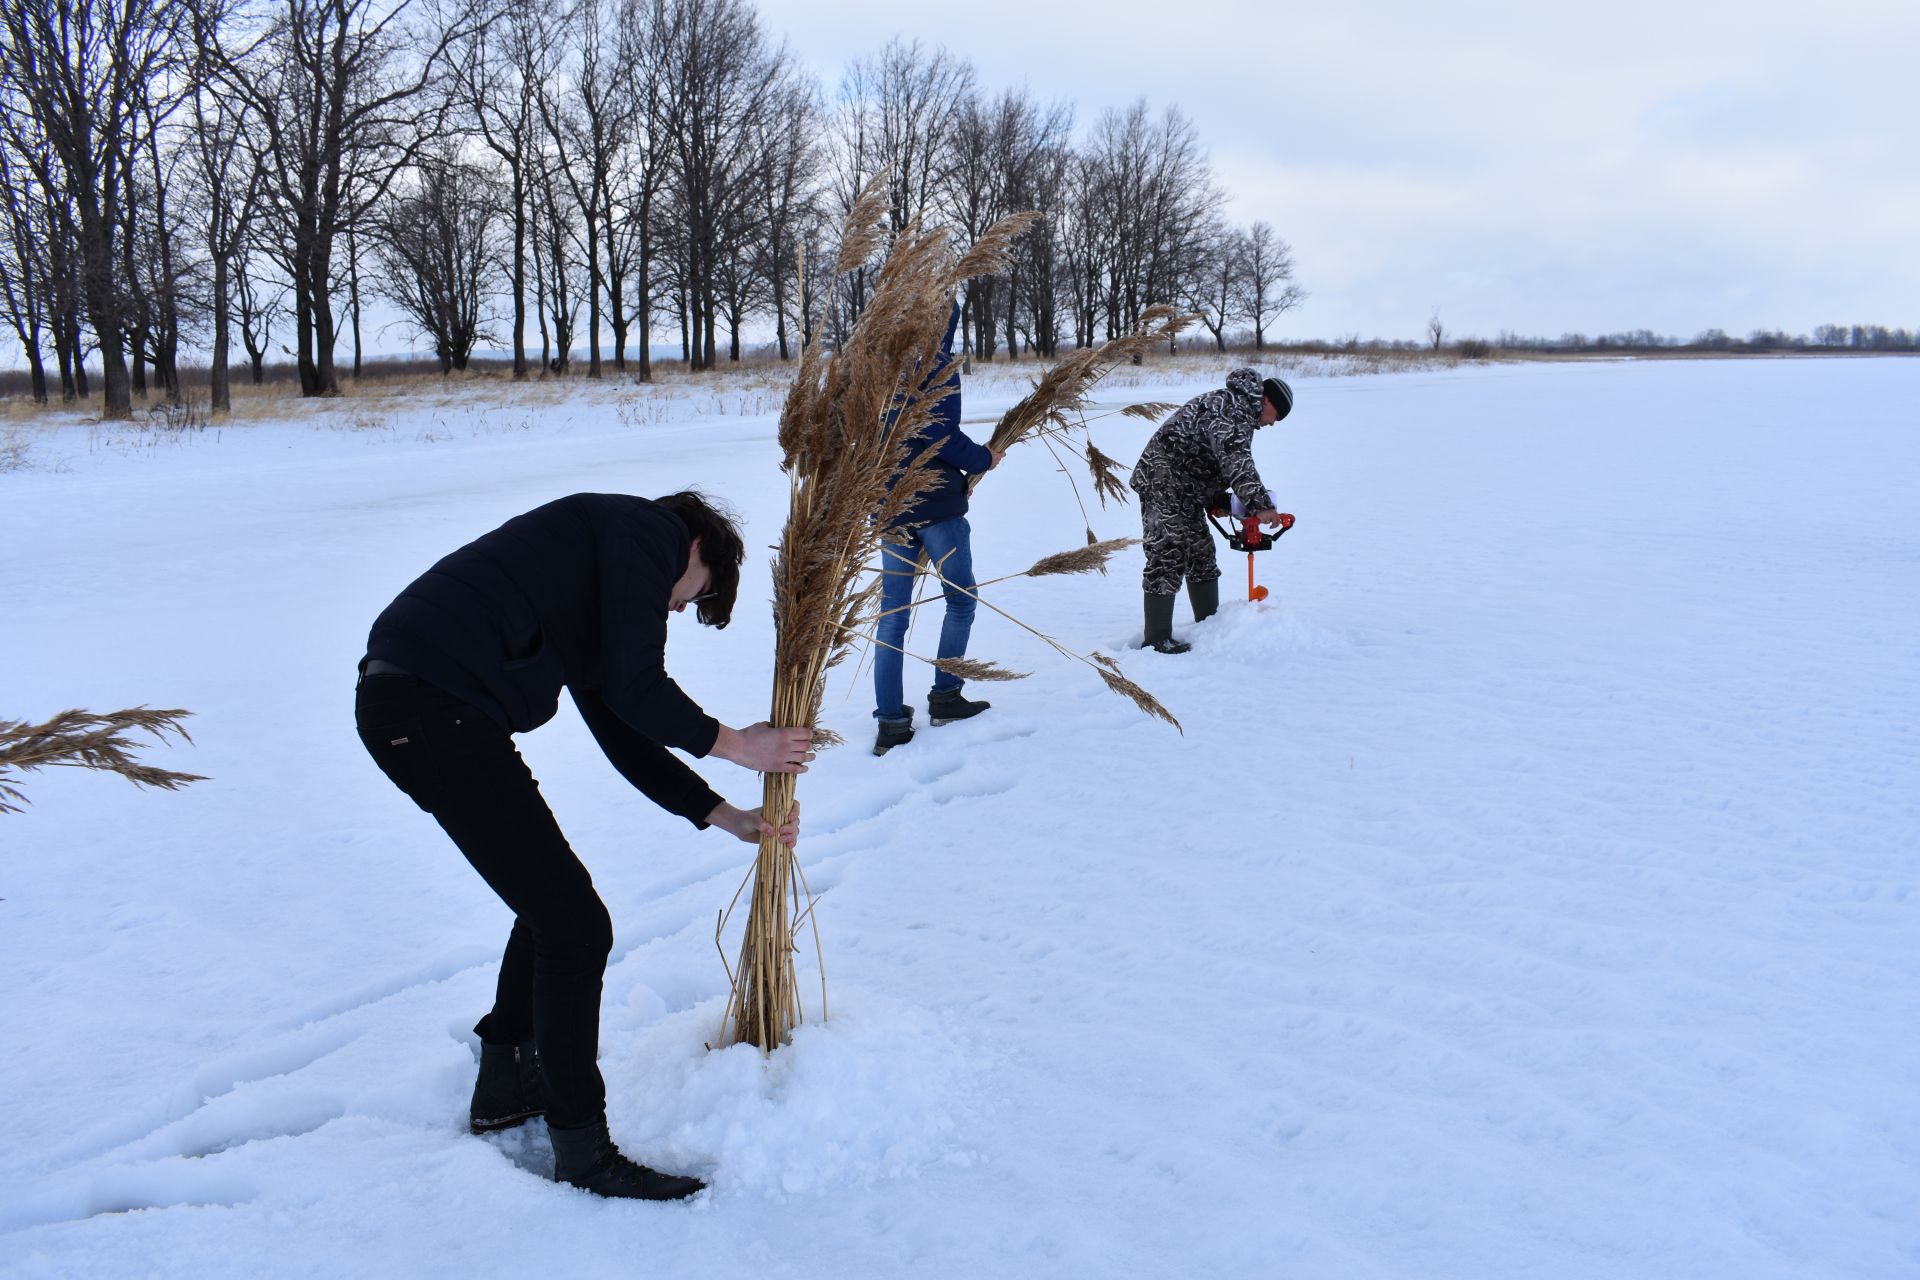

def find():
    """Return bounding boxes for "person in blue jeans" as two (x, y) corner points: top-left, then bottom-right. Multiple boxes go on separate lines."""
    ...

(873, 301), (1003, 755)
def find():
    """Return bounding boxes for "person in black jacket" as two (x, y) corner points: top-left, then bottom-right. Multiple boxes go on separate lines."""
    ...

(871, 300), (1004, 755)
(354, 491), (809, 1201)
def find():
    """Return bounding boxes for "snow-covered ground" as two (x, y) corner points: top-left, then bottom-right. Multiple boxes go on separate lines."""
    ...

(2, 355), (1915, 1279)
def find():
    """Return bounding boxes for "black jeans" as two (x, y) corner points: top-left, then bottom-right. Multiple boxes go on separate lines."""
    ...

(355, 672), (612, 1130)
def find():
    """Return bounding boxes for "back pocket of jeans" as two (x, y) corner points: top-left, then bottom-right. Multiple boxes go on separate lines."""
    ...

(358, 717), (438, 812)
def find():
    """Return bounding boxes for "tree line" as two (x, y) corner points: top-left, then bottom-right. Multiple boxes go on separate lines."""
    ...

(0, 0), (1302, 419)
(1483, 325), (1920, 354)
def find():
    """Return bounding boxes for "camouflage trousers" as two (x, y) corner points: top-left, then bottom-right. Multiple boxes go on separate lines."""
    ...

(1136, 485), (1220, 595)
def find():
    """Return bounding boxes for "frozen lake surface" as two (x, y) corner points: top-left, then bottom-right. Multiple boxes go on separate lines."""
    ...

(2, 355), (1915, 1278)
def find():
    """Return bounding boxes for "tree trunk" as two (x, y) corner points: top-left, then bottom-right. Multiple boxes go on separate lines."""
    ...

(349, 238), (364, 379)
(585, 216), (603, 378)
(53, 322), (75, 400)
(510, 183), (528, 380)
(773, 276), (790, 361)
(295, 241), (320, 394)
(635, 212), (653, 382)
(22, 338), (47, 403)
(683, 285), (698, 370)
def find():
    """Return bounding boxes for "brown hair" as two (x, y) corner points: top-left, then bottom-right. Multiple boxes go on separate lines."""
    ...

(653, 490), (744, 628)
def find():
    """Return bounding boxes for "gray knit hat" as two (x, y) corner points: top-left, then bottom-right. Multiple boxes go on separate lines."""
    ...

(1261, 376), (1294, 421)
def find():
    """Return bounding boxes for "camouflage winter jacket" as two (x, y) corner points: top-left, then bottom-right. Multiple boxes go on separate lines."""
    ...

(1128, 367), (1272, 511)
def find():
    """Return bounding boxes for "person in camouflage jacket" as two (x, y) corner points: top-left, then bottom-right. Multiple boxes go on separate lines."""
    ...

(1129, 368), (1292, 653)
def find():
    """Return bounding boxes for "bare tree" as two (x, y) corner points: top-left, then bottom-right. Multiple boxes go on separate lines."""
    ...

(974, 88), (1068, 360)
(830, 38), (972, 324)
(752, 67), (821, 361)
(614, 0), (679, 382)
(0, 0), (192, 418)
(227, 0), (476, 397)
(1058, 151), (1110, 350)
(537, 0), (624, 378)
(1428, 310), (1444, 350)
(374, 149), (500, 371)
(186, 1), (265, 412)
(1011, 118), (1072, 358)
(231, 240), (285, 384)
(457, 0), (558, 380)
(654, 0), (783, 369)
(1085, 100), (1217, 342)
(529, 150), (583, 372)
(0, 137), (49, 401)
(1238, 220), (1303, 350)
(1183, 220), (1245, 352)
(128, 92), (199, 403)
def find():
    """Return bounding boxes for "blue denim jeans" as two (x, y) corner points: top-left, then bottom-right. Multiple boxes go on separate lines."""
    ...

(873, 515), (978, 719)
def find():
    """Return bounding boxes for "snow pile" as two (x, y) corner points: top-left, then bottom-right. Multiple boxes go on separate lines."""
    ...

(611, 995), (984, 1196)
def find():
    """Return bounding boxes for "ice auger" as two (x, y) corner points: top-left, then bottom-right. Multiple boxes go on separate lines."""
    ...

(1205, 491), (1294, 602)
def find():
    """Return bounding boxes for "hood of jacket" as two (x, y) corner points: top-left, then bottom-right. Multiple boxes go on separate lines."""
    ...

(1225, 367), (1264, 419)
(940, 299), (960, 359)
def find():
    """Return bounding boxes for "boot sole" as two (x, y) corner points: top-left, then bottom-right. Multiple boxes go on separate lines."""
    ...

(471, 1107), (545, 1134)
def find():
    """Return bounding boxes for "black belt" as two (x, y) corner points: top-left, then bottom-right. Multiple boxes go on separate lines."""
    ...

(362, 658), (412, 678)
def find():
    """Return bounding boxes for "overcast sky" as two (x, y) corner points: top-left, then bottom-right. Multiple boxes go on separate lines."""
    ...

(761, 0), (1920, 343)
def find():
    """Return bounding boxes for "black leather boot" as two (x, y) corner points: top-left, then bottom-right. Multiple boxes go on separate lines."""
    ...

(1188, 577), (1219, 623)
(873, 708), (915, 756)
(1142, 593), (1190, 654)
(548, 1118), (706, 1201)
(927, 688), (990, 725)
(469, 1039), (548, 1134)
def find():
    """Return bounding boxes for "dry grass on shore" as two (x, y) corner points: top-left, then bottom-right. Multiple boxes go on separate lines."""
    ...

(0, 342), (1491, 426)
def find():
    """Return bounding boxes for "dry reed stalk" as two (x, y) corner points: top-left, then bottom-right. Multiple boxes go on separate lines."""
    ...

(865, 537), (1138, 626)
(718, 179), (1037, 1052)
(914, 554), (1183, 732)
(1024, 537), (1139, 577)
(0, 708), (205, 815)
(971, 305), (1197, 493)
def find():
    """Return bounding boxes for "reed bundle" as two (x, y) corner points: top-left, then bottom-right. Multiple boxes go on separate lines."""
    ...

(716, 182), (1036, 1051)
(0, 708), (204, 815)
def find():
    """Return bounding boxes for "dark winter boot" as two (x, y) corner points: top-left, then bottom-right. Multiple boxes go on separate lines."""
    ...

(548, 1118), (705, 1201)
(927, 688), (990, 726)
(1188, 577), (1219, 623)
(469, 1039), (548, 1134)
(1142, 592), (1190, 654)
(873, 709), (915, 756)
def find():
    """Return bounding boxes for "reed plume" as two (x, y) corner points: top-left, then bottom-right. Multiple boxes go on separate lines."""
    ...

(718, 180), (1034, 1052)
(974, 305), (1196, 475)
(1, 708), (205, 815)
(1023, 537), (1138, 578)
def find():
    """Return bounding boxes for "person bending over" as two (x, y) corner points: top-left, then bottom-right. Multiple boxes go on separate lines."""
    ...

(354, 491), (811, 1200)
(1129, 370), (1292, 653)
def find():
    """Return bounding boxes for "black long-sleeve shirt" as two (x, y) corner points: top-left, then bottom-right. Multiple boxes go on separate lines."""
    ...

(366, 493), (723, 826)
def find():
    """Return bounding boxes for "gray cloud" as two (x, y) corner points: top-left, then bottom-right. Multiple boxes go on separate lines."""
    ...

(764, 0), (1920, 340)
